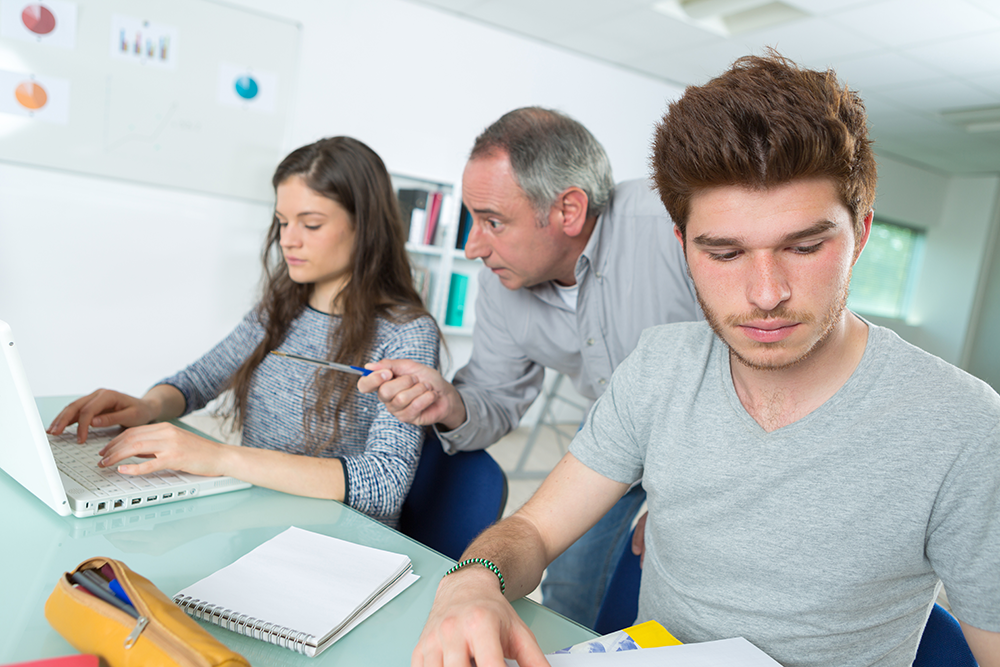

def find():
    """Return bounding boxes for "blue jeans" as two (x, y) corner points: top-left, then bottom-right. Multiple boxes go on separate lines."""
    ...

(540, 483), (646, 628)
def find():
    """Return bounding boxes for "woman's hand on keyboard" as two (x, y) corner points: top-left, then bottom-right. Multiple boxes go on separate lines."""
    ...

(47, 389), (160, 443)
(97, 422), (226, 478)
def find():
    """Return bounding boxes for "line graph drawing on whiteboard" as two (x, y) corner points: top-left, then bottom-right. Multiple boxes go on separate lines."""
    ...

(103, 103), (179, 153)
(102, 87), (178, 153)
(101, 75), (204, 160)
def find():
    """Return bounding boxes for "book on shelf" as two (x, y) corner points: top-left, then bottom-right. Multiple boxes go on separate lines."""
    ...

(396, 183), (458, 249)
(446, 273), (469, 327)
(397, 188), (429, 247)
(423, 191), (444, 246)
(172, 526), (418, 657)
(455, 203), (473, 250)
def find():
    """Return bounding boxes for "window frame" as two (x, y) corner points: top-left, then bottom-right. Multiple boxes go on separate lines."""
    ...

(848, 217), (925, 320)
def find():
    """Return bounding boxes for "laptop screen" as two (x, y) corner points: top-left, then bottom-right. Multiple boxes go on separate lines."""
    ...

(0, 319), (73, 515)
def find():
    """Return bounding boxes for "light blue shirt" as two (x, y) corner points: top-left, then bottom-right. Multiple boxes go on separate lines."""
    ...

(439, 179), (702, 453)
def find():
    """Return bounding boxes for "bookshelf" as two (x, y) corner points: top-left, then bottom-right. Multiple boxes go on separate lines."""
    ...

(392, 174), (479, 337)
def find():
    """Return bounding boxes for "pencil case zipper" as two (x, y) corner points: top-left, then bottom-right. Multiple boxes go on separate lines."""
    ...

(61, 560), (212, 667)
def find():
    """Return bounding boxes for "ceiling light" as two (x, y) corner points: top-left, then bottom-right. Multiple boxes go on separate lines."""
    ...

(651, 0), (809, 36)
(939, 106), (1000, 134)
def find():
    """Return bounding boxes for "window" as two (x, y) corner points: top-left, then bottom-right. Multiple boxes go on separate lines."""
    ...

(848, 219), (923, 319)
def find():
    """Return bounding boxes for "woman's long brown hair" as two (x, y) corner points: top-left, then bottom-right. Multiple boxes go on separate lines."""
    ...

(224, 136), (434, 452)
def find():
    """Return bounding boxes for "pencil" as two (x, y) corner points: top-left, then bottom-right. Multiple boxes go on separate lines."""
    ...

(269, 350), (372, 376)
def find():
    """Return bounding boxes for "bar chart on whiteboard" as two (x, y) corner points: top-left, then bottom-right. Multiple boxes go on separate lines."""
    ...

(0, 0), (300, 202)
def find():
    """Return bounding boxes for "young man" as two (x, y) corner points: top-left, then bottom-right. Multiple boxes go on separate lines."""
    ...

(360, 107), (702, 627)
(410, 54), (1000, 667)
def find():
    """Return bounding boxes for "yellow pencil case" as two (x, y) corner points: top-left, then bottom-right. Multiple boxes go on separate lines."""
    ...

(45, 557), (249, 667)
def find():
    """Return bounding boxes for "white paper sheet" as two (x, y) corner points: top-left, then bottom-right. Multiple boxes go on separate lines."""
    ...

(506, 637), (781, 666)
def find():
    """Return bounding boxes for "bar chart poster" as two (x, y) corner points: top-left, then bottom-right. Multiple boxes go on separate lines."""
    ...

(0, 0), (77, 49)
(0, 69), (69, 123)
(217, 63), (277, 114)
(109, 14), (178, 69)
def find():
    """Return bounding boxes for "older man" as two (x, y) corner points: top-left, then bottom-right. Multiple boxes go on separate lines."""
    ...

(360, 107), (701, 627)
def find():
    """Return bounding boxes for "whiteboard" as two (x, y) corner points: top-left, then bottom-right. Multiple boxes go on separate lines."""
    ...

(0, 0), (299, 202)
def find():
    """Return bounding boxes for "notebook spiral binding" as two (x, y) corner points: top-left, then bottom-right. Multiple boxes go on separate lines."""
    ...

(173, 595), (316, 654)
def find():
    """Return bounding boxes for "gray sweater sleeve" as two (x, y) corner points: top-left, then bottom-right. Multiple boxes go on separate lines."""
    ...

(158, 310), (263, 414)
(159, 308), (441, 527)
(338, 315), (440, 523)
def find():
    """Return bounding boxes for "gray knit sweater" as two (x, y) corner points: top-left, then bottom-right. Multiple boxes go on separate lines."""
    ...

(160, 306), (439, 526)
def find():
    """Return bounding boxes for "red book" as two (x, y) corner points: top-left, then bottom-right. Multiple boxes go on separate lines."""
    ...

(423, 192), (443, 246)
(4, 656), (99, 667)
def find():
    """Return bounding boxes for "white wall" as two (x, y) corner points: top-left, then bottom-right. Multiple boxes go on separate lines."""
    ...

(965, 198), (1000, 392)
(908, 176), (1000, 365)
(0, 163), (268, 396)
(0, 0), (682, 397)
(2, 0), (998, 409)
(263, 0), (677, 188)
(869, 155), (1000, 368)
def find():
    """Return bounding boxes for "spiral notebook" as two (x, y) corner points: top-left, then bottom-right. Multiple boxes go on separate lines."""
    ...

(172, 526), (418, 657)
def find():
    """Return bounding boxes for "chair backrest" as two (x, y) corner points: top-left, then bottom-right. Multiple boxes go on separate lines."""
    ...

(399, 432), (508, 561)
(593, 526), (642, 635)
(913, 603), (978, 667)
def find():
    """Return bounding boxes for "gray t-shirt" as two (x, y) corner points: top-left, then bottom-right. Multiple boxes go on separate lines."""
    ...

(571, 320), (1000, 667)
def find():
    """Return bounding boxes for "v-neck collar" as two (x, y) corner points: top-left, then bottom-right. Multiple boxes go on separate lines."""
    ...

(717, 317), (881, 438)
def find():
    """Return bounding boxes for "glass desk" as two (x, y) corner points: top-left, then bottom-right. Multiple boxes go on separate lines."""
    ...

(0, 397), (596, 665)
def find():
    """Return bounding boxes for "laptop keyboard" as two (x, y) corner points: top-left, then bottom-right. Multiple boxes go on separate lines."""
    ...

(48, 431), (187, 496)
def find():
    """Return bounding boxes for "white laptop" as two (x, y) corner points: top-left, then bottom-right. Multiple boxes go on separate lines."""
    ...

(0, 319), (251, 517)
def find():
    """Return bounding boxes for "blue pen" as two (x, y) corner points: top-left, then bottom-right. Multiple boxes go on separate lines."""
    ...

(270, 350), (372, 376)
(71, 571), (138, 618)
(109, 578), (133, 606)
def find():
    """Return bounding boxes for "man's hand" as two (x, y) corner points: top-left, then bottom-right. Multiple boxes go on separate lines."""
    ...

(358, 359), (467, 430)
(412, 567), (548, 667)
(413, 455), (630, 666)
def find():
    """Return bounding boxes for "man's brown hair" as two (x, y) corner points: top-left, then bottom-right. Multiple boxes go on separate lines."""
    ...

(651, 50), (876, 243)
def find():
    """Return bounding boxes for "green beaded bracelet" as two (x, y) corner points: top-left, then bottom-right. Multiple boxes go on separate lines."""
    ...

(443, 557), (506, 594)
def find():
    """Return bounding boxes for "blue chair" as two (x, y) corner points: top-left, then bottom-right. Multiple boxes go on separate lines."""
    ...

(593, 526), (642, 635)
(913, 603), (978, 667)
(399, 432), (508, 561)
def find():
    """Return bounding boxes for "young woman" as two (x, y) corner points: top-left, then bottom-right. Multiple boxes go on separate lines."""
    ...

(48, 137), (440, 526)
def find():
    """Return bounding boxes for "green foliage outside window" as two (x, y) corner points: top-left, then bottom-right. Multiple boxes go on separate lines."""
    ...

(848, 220), (922, 319)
